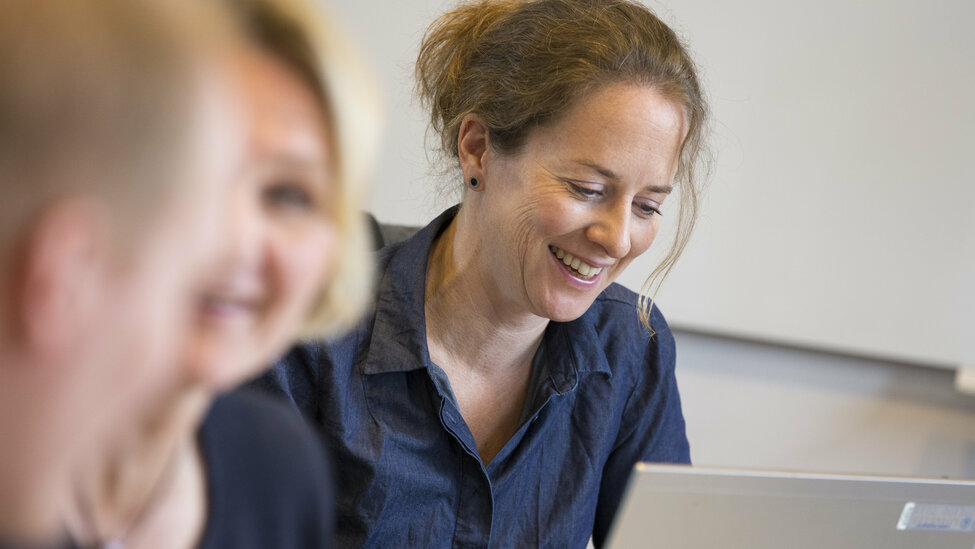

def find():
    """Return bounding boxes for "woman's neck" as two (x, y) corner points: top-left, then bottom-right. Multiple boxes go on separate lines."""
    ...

(63, 386), (211, 549)
(424, 208), (548, 376)
(0, 459), (66, 547)
(0, 376), (71, 546)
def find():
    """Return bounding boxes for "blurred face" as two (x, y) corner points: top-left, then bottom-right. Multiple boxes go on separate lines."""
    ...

(73, 62), (246, 450)
(476, 83), (686, 321)
(183, 47), (337, 388)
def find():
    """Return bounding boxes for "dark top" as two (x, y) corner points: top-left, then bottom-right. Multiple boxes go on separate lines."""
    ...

(198, 388), (333, 549)
(252, 207), (690, 549)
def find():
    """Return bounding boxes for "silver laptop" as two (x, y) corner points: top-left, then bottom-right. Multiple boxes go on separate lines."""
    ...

(607, 464), (975, 548)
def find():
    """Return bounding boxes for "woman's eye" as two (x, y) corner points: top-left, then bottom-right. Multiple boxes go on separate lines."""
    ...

(568, 181), (601, 198)
(264, 183), (313, 210)
(635, 201), (662, 217)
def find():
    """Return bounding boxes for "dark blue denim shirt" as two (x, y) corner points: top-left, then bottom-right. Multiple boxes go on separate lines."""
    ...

(252, 207), (690, 549)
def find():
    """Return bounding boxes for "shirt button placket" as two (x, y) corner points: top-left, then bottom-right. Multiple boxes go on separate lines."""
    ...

(439, 400), (493, 549)
(452, 450), (493, 549)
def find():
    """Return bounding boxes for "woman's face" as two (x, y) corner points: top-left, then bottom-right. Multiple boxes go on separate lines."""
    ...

(473, 83), (686, 322)
(184, 47), (337, 388)
(57, 62), (246, 451)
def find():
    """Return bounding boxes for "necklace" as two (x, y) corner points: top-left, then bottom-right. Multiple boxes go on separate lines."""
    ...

(70, 446), (183, 549)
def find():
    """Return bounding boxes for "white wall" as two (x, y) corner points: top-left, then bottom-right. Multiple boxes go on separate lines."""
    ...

(622, 0), (975, 372)
(326, 0), (459, 223)
(323, 0), (975, 477)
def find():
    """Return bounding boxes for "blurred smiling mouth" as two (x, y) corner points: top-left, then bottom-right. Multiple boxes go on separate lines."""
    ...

(198, 290), (261, 319)
(549, 245), (603, 279)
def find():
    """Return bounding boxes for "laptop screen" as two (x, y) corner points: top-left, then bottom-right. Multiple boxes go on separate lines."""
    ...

(607, 464), (975, 549)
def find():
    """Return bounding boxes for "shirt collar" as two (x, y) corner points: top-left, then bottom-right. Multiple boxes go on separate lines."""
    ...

(360, 206), (458, 375)
(360, 204), (614, 383)
(543, 308), (614, 393)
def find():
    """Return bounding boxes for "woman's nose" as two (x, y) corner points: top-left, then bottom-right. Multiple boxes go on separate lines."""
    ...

(586, 201), (632, 259)
(221, 188), (263, 266)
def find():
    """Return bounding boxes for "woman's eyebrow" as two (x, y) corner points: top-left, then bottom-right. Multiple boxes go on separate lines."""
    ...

(264, 154), (328, 174)
(572, 159), (673, 194)
(572, 159), (619, 180)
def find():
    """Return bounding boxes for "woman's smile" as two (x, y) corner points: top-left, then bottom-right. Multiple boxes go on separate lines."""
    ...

(548, 244), (607, 280)
(197, 286), (264, 322)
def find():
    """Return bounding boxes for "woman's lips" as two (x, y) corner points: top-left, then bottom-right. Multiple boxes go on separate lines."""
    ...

(548, 245), (604, 279)
(197, 291), (261, 319)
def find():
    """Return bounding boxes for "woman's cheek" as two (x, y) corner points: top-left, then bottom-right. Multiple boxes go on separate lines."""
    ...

(291, 224), (337, 300)
(534, 195), (585, 235)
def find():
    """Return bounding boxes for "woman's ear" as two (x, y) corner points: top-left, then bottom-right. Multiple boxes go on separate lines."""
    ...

(16, 199), (107, 360)
(457, 114), (489, 178)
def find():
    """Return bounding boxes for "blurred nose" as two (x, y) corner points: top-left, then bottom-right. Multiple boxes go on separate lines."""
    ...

(586, 200), (632, 259)
(220, 185), (262, 269)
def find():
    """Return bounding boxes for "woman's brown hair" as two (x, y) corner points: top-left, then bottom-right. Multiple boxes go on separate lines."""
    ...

(416, 0), (710, 331)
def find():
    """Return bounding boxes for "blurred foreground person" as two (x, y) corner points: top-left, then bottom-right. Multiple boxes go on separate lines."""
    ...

(0, 0), (244, 547)
(61, 0), (379, 547)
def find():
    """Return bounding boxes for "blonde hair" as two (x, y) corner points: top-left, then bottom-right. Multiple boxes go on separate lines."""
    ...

(220, 0), (381, 338)
(416, 0), (711, 331)
(0, 0), (234, 253)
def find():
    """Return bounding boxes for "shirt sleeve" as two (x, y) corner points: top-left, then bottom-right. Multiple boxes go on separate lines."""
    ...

(591, 321), (691, 548)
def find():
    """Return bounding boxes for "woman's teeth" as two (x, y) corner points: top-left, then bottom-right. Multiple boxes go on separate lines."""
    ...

(549, 246), (602, 279)
(201, 294), (255, 316)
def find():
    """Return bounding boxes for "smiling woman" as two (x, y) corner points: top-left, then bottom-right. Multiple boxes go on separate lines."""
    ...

(186, 43), (341, 388)
(417, 0), (710, 330)
(255, 0), (710, 547)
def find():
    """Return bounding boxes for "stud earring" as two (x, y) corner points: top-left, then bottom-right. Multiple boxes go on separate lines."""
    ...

(469, 177), (480, 188)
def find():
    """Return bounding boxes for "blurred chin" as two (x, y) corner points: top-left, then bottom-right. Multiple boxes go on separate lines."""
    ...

(181, 336), (251, 391)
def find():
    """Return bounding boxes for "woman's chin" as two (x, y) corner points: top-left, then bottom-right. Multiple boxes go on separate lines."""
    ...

(181, 315), (301, 390)
(529, 264), (608, 322)
(181, 340), (255, 392)
(534, 294), (596, 323)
